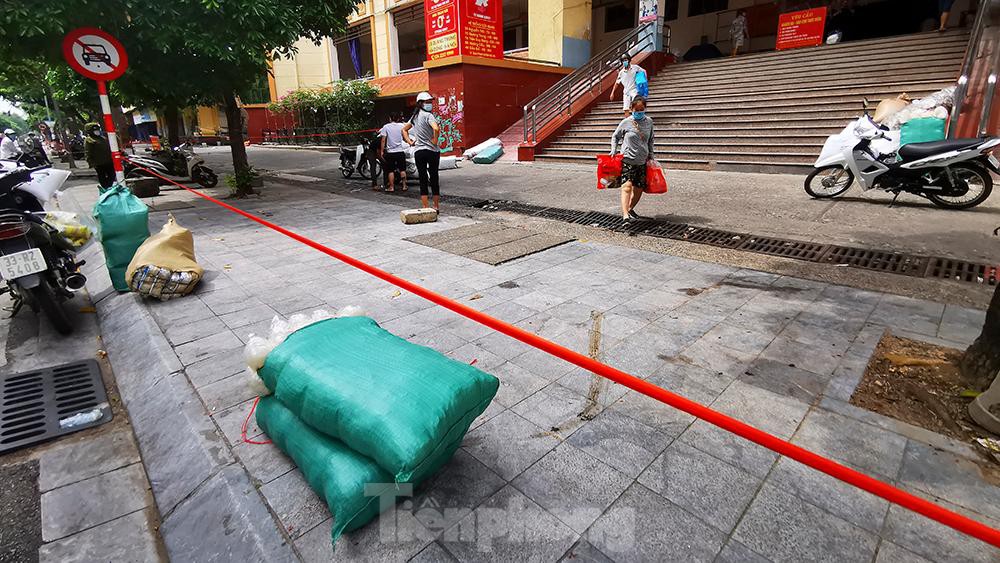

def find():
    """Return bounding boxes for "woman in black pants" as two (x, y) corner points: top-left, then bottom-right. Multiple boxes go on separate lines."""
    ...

(402, 92), (442, 210)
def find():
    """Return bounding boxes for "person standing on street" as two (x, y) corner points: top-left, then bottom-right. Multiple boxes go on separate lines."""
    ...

(609, 54), (645, 117)
(610, 96), (655, 229)
(1, 129), (21, 161)
(938, 0), (956, 31)
(730, 10), (749, 56)
(379, 113), (408, 192)
(84, 123), (115, 188)
(402, 92), (441, 211)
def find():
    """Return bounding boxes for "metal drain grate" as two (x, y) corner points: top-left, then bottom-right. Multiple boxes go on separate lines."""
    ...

(740, 237), (830, 261)
(0, 360), (112, 454)
(925, 258), (998, 284)
(679, 227), (747, 248)
(572, 211), (623, 229)
(640, 222), (691, 239)
(820, 247), (928, 277)
(534, 207), (588, 223)
(445, 196), (489, 207)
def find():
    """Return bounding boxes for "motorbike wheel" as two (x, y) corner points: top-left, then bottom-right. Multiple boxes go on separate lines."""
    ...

(804, 165), (854, 198)
(359, 160), (371, 180)
(31, 281), (72, 335)
(341, 166), (353, 178)
(928, 163), (993, 210)
(194, 167), (219, 188)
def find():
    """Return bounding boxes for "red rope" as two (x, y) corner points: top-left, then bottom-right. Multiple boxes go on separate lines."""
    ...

(242, 396), (272, 445)
(122, 157), (1000, 548)
(249, 127), (379, 142)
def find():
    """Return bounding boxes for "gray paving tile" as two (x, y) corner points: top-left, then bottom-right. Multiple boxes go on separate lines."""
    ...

(260, 467), (331, 539)
(297, 511), (432, 562)
(715, 539), (770, 563)
(196, 370), (262, 413)
(638, 440), (761, 533)
(870, 295), (945, 338)
(937, 304), (987, 345)
(234, 440), (295, 485)
(38, 510), (160, 563)
(41, 463), (149, 542)
(645, 361), (733, 405)
(412, 450), (506, 534)
(875, 541), (933, 562)
(508, 343), (581, 382)
(462, 410), (560, 481)
(733, 484), (878, 563)
(608, 389), (696, 438)
(678, 338), (757, 377)
(513, 290), (572, 313)
(211, 397), (260, 445)
(410, 541), (457, 562)
(219, 303), (280, 329)
(557, 368), (631, 410)
(881, 500), (1000, 563)
(587, 483), (726, 563)
(481, 300), (542, 324)
(792, 409), (907, 478)
(185, 348), (249, 388)
(512, 442), (632, 533)
(511, 383), (595, 438)
(473, 330), (534, 361)
(557, 539), (614, 562)
(608, 289), (691, 323)
(441, 485), (578, 563)
(148, 296), (216, 327)
(447, 343), (507, 373)
(740, 358), (830, 403)
(163, 316), (229, 346)
(490, 361), (550, 408)
(566, 408), (672, 478)
(470, 401), (505, 432)
(760, 335), (843, 377)
(768, 457), (889, 533)
(897, 440), (1000, 523)
(700, 322), (776, 356)
(173, 329), (244, 366)
(38, 430), (140, 492)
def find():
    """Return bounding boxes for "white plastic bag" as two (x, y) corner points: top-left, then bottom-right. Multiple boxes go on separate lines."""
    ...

(463, 138), (502, 158)
(36, 210), (97, 250)
(244, 305), (366, 373)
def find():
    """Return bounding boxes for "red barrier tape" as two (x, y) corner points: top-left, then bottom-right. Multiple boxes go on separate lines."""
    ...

(122, 158), (1000, 548)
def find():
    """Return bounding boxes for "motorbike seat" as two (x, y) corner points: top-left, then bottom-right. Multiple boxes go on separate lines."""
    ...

(897, 137), (986, 161)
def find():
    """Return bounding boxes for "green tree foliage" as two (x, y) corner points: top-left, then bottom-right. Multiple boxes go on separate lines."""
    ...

(1, 0), (360, 194)
(0, 112), (28, 133)
(268, 80), (380, 135)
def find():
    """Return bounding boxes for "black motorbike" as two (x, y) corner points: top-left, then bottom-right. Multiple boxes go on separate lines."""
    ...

(0, 166), (84, 335)
(339, 136), (381, 180)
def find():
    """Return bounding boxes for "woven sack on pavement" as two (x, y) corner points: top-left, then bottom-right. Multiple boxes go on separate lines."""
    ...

(257, 315), (499, 483)
(126, 214), (203, 300)
(92, 184), (149, 292)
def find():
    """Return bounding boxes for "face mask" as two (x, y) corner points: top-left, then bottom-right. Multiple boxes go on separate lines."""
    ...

(632, 111), (645, 120)
(622, 61), (629, 69)
(421, 102), (433, 111)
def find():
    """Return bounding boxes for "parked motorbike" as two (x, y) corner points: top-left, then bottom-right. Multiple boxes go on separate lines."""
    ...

(339, 137), (381, 180)
(0, 164), (83, 335)
(125, 143), (218, 188)
(805, 100), (1000, 209)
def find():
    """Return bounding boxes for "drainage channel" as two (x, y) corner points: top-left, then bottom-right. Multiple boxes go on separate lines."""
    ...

(377, 190), (998, 286)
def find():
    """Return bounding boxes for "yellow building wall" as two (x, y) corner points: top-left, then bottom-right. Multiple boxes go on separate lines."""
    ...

(374, 2), (392, 78)
(196, 106), (220, 134)
(529, 0), (592, 67)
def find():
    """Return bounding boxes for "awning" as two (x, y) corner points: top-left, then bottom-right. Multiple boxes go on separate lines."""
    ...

(370, 70), (429, 98)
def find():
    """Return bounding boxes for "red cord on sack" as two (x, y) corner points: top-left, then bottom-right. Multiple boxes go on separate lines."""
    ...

(121, 157), (1000, 549)
(242, 396), (272, 445)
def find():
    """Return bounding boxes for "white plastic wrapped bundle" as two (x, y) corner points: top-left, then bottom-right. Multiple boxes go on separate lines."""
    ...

(463, 138), (502, 158)
(884, 86), (956, 129)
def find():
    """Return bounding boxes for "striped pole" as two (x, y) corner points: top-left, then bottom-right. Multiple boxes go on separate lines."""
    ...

(96, 80), (124, 183)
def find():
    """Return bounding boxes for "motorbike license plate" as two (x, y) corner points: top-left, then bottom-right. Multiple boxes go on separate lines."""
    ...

(0, 249), (46, 280)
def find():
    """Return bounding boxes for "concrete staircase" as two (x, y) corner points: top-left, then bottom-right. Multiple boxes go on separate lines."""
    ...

(533, 30), (968, 173)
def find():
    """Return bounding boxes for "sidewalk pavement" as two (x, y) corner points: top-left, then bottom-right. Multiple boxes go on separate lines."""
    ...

(0, 250), (164, 561)
(63, 178), (999, 562)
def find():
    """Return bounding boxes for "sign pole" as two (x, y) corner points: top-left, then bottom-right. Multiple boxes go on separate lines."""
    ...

(96, 81), (124, 183)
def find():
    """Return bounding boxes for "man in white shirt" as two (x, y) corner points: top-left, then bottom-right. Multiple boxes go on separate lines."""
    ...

(378, 113), (408, 192)
(0, 129), (21, 161)
(609, 54), (645, 116)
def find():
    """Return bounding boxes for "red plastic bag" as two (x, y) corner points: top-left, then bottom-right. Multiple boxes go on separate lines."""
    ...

(645, 160), (668, 194)
(596, 154), (623, 190)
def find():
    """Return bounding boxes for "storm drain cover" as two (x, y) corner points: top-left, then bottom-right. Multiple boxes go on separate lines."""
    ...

(0, 360), (112, 454)
(407, 224), (574, 265)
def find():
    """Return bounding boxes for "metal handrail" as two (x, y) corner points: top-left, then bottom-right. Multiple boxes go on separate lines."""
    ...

(950, 0), (994, 138)
(522, 22), (656, 143)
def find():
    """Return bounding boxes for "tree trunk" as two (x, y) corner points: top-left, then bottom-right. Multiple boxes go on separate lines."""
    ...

(163, 105), (181, 148)
(961, 284), (1000, 391)
(110, 103), (133, 151)
(44, 85), (75, 169)
(223, 91), (252, 197)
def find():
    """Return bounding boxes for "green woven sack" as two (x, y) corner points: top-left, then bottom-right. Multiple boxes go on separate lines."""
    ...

(900, 117), (946, 147)
(92, 184), (149, 291)
(255, 396), (393, 542)
(258, 316), (499, 483)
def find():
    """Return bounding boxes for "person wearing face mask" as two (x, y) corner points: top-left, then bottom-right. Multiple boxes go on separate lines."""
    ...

(610, 96), (654, 228)
(83, 123), (115, 188)
(609, 54), (645, 117)
(402, 92), (442, 211)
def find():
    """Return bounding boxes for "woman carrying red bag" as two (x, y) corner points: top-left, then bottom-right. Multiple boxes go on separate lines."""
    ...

(610, 96), (655, 228)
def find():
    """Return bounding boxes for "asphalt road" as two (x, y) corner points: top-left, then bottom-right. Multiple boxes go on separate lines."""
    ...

(195, 145), (1000, 264)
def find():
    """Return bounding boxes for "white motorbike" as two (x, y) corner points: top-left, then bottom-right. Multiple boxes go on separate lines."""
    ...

(805, 101), (1000, 209)
(125, 143), (218, 188)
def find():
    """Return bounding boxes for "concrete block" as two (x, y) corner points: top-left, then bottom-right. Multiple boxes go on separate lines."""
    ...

(401, 208), (438, 225)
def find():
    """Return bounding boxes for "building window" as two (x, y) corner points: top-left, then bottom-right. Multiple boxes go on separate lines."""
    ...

(688, 0), (728, 17)
(665, 0), (680, 21)
(503, 0), (528, 52)
(393, 4), (425, 71)
(605, 2), (636, 33)
(333, 21), (374, 79)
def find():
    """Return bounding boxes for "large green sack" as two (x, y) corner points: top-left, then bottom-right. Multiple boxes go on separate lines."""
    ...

(900, 117), (946, 147)
(92, 184), (149, 291)
(472, 144), (503, 164)
(258, 316), (499, 482)
(256, 396), (463, 544)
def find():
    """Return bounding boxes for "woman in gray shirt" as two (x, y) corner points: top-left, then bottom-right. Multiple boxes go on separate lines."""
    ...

(611, 96), (655, 227)
(402, 92), (442, 211)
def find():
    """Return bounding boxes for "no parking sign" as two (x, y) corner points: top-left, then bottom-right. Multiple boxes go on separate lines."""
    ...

(62, 27), (129, 181)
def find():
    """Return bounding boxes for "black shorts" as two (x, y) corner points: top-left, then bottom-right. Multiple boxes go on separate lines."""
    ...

(384, 152), (406, 174)
(619, 161), (647, 189)
(939, 0), (955, 11)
